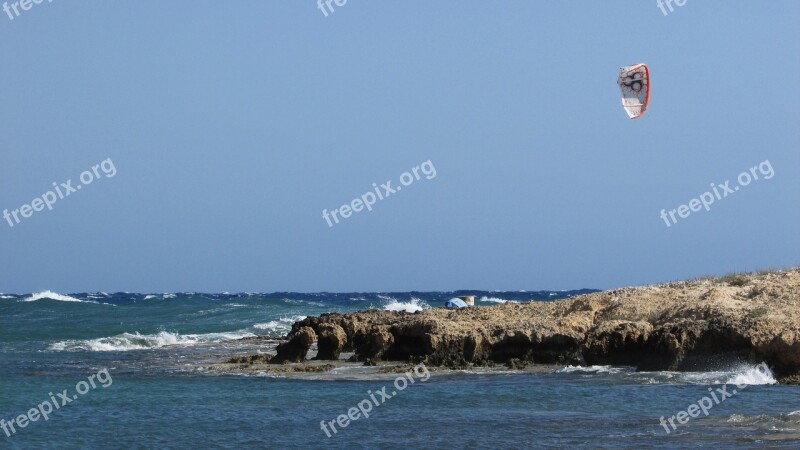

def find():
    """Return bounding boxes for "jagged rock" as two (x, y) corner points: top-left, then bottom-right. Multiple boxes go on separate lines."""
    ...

(270, 327), (316, 364)
(316, 323), (347, 360)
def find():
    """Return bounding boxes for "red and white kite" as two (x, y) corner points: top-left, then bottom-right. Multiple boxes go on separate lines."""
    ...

(618, 64), (650, 119)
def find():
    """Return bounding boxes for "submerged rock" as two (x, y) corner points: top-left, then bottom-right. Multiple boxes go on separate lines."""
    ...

(227, 354), (272, 365)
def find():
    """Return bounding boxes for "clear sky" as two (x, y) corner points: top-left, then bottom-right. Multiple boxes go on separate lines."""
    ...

(1, 1), (798, 293)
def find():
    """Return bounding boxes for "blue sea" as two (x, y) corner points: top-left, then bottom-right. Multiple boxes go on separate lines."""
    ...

(1, 291), (798, 449)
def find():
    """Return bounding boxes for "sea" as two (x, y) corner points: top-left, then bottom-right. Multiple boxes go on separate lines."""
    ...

(0, 291), (797, 449)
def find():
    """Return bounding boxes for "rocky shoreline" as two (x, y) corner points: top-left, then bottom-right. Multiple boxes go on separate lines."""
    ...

(237, 269), (800, 383)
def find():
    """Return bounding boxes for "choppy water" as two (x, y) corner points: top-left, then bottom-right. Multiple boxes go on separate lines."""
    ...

(1, 291), (797, 449)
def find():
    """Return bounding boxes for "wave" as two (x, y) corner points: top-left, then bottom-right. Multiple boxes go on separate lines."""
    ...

(141, 293), (179, 300)
(671, 363), (777, 385)
(556, 362), (777, 385)
(556, 365), (630, 374)
(0, 294), (16, 299)
(724, 412), (800, 434)
(49, 330), (255, 352)
(479, 296), (518, 304)
(253, 316), (307, 335)
(22, 291), (96, 304)
(383, 298), (430, 313)
(725, 362), (777, 385)
(281, 298), (327, 307)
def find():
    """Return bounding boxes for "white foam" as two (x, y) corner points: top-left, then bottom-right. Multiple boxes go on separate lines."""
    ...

(142, 293), (177, 300)
(727, 414), (747, 423)
(479, 296), (519, 304)
(49, 330), (255, 352)
(556, 365), (628, 374)
(281, 298), (326, 307)
(383, 298), (430, 313)
(0, 294), (16, 299)
(253, 316), (307, 334)
(22, 291), (95, 304)
(725, 362), (777, 385)
(628, 363), (778, 385)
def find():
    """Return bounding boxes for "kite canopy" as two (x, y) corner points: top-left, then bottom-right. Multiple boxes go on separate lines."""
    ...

(618, 64), (650, 119)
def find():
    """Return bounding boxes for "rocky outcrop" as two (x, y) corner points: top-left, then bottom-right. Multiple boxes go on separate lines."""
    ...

(353, 328), (395, 361)
(275, 269), (800, 383)
(270, 326), (316, 364)
(316, 324), (347, 360)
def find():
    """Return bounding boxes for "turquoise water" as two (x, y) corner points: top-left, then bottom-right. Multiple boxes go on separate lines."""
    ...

(1, 292), (798, 449)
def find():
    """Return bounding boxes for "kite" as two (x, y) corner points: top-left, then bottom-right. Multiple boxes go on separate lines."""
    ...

(618, 64), (650, 119)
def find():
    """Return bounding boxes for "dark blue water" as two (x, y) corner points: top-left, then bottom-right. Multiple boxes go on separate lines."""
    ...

(1, 291), (798, 449)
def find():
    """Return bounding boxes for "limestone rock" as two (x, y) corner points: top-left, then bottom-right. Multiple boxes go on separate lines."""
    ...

(269, 269), (800, 382)
(316, 323), (347, 360)
(270, 327), (316, 364)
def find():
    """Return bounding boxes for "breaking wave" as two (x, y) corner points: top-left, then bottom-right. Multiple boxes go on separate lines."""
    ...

(141, 293), (180, 301)
(383, 298), (430, 313)
(49, 330), (255, 352)
(479, 296), (518, 304)
(725, 363), (777, 385)
(23, 291), (96, 304)
(555, 362), (777, 385)
(253, 316), (307, 335)
(556, 365), (631, 374)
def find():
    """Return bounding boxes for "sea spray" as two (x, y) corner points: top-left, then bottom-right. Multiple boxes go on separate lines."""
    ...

(382, 298), (430, 313)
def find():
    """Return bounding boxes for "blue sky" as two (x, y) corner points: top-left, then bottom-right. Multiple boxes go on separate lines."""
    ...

(1, 1), (798, 293)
